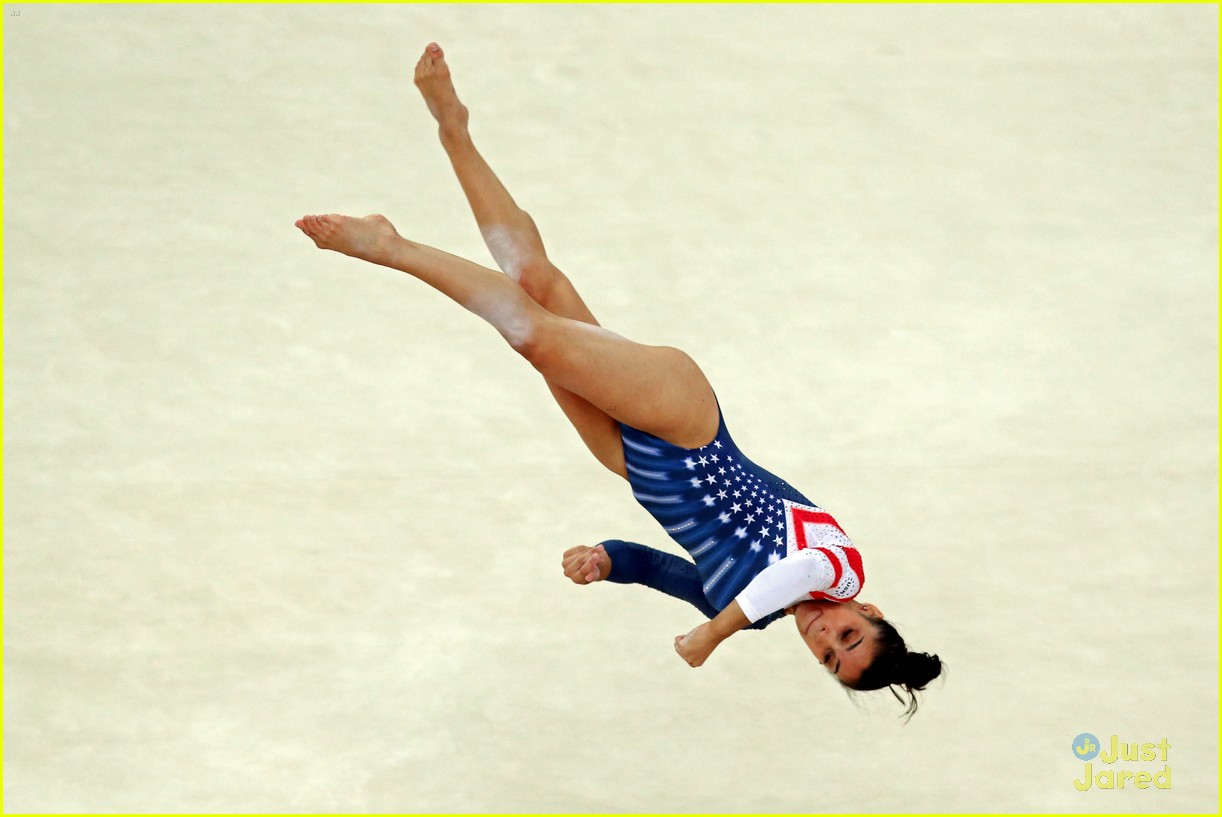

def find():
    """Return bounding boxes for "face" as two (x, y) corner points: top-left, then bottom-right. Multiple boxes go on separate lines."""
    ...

(788, 600), (883, 686)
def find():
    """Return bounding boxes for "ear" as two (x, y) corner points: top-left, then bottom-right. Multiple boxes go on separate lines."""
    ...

(857, 602), (883, 620)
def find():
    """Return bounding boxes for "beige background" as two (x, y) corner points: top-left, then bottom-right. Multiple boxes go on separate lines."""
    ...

(3, 2), (1217, 813)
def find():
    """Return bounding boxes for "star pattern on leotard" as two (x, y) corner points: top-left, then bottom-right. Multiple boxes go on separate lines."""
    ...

(693, 444), (788, 563)
(618, 419), (859, 609)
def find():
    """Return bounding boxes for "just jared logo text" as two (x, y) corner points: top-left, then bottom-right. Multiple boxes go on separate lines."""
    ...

(1071, 733), (1172, 791)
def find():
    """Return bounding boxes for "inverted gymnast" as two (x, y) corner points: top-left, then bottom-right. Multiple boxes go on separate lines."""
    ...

(296, 43), (942, 717)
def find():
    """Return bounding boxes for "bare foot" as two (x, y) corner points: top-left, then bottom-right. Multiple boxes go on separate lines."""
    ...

(413, 42), (469, 138)
(294, 213), (400, 265)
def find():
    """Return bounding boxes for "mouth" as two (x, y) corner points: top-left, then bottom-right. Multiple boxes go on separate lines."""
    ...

(802, 609), (824, 635)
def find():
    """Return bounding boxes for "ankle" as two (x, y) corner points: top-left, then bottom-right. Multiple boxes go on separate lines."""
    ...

(439, 123), (472, 150)
(375, 232), (415, 269)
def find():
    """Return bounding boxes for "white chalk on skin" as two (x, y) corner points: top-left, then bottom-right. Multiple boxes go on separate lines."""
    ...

(481, 225), (525, 281)
(465, 290), (533, 348)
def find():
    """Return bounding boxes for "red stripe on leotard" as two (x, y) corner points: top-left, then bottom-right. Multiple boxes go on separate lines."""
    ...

(789, 509), (846, 547)
(812, 546), (844, 590)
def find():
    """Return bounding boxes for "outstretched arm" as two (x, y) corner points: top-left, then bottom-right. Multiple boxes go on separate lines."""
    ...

(598, 540), (721, 619)
(590, 540), (782, 631)
(563, 540), (720, 618)
(560, 539), (783, 664)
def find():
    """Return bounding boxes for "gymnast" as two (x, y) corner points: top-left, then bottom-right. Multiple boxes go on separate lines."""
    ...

(296, 44), (942, 717)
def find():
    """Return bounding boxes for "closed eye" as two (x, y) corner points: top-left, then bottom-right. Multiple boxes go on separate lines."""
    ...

(833, 631), (866, 675)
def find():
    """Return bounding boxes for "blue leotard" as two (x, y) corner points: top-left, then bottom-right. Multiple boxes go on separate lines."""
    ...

(603, 400), (863, 630)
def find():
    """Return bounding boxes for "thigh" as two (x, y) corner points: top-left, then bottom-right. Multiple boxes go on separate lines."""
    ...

(545, 380), (627, 478)
(524, 261), (628, 477)
(527, 316), (720, 450)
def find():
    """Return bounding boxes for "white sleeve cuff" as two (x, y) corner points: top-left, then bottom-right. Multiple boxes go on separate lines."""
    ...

(736, 593), (765, 624)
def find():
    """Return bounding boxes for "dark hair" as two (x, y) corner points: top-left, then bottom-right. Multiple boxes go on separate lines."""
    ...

(848, 616), (942, 721)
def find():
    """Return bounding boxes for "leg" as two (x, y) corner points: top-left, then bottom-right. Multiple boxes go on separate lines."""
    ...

(413, 44), (626, 475)
(294, 215), (719, 451)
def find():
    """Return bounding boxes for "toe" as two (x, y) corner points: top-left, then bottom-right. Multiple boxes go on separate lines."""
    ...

(320, 214), (348, 236)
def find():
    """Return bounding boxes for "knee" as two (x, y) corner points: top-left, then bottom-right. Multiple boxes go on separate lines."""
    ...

(507, 326), (539, 359)
(501, 304), (553, 362)
(508, 316), (553, 364)
(516, 257), (563, 306)
(467, 288), (547, 358)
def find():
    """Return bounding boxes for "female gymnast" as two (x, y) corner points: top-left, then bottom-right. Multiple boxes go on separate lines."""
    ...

(296, 44), (942, 717)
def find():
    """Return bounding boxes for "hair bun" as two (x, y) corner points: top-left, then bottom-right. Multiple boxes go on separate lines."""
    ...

(899, 651), (942, 690)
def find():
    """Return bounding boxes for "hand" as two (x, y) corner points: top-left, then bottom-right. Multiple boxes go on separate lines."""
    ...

(561, 544), (610, 584)
(674, 622), (719, 668)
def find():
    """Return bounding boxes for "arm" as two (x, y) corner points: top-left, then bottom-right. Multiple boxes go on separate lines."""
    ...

(673, 551), (844, 667)
(561, 539), (785, 668)
(597, 540), (784, 629)
(596, 539), (721, 619)
(735, 548), (839, 623)
(674, 599), (751, 667)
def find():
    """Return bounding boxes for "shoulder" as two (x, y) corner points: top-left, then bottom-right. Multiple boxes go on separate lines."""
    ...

(810, 544), (864, 600)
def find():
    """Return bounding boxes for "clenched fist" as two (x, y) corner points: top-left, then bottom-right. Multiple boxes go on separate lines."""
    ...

(561, 544), (612, 584)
